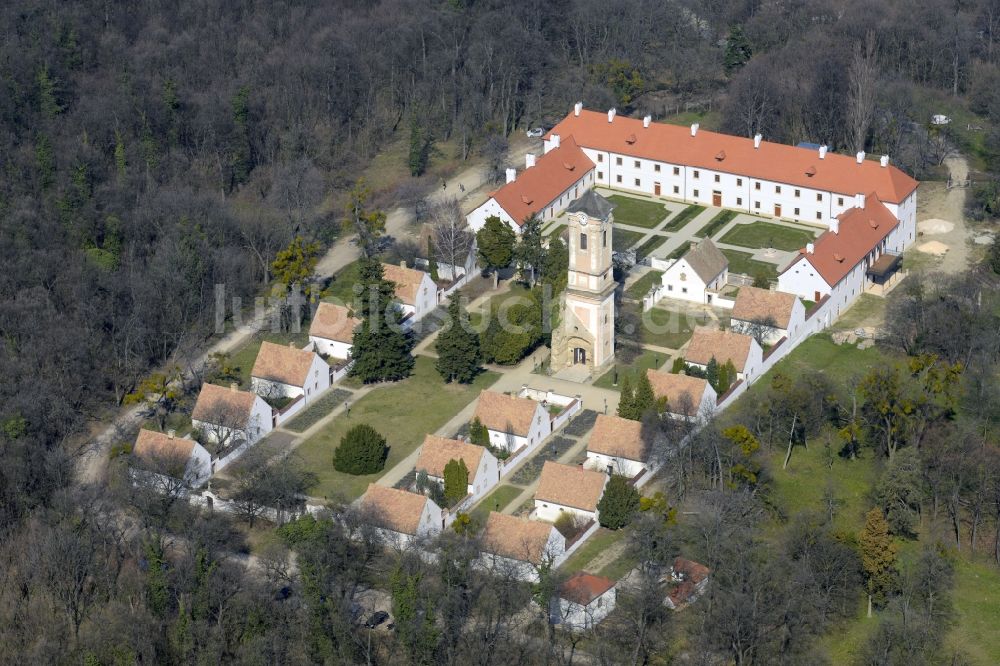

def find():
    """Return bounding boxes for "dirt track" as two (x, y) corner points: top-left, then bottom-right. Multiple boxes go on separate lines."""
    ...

(915, 155), (971, 274)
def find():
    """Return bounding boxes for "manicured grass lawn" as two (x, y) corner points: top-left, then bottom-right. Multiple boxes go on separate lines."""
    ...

(663, 204), (705, 232)
(607, 195), (668, 229)
(664, 240), (693, 261)
(719, 220), (817, 251)
(695, 209), (737, 239)
(468, 284), (534, 331)
(560, 528), (625, 573)
(624, 270), (663, 300)
(297, 356), (500, 501)
(640, 306), (719, 350)
(227, 329), (312, 389)
(282, 388), (354, 433)
(720, 248), (778, 281)
(594, 349), (670, 391)
(831, 293), (885, 331)
(468, 484), (523, 526)
(613, 228), (646, 251)
(322, 259), (363, 306)
(633, 235), (668, 261)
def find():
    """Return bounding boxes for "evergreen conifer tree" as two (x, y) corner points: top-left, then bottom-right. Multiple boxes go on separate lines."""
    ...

(705, 356), (720, 391)
(597, 475), (641, 529)
(860, 507), (899, 617)
(349, 258), (414, 383)
(617, 375), (636, 420)
(443, 458), (469, 506)
(632, 371), (657, 418)
(435, 297), (481, 383)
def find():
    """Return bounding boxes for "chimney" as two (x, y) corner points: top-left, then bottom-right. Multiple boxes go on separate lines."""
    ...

(753, 133), (762, 149)
(550, 133), (560, 149)
(574, 101), (583, 117)
(819, 145), (828, 159)
(167, 429), (176, 439)
(856, 151), (865, 164)
(607, 108), (617, 123)
(525, 153), (536, 169)
(806, 243), (815, 255)
(643, 115), (651, 128)
(880, 155), (889, 168)
(506, 168), (516, 184)
(690, 123), (699, 137)
(230, 382), (239, 393)
(830, 218), (839, 235)
(855, 193), (866, 208)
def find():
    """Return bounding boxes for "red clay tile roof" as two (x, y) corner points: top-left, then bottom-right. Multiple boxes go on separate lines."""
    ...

(474, 391), (543, 437)
(309, 302), (361, 343)
(560, 572), (616, 605)
(360, 484), (430, 536)
(547, 110), (918, 204)
(415, 435), (487, 479)
(482, 512), (560, 565)
(782, 194), (900, 287)
(381, 263), (431, 306)
(133, 428), (196, 463)
(645, 369), (712, 412)
(673, 557), (710, 583)
(191, 383), (259, 426)
(535, 461), (608, 512)
(251, 341), (319, 387)
(730, 286), (799, 329)
(684, 327), (755, 372)
(491, 136), (595, 226)
(588, 414), (646, 462)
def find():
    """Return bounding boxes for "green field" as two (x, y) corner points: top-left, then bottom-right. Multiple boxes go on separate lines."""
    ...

(663, 204), (705, 232)
(297, 356), (499, 501)
(322, 259), (363, 306)
(695, 209), (737, 239)
(720, 248), (778, 281)
(625, 270), (664, 300)
(641, 306), (722, 350)
(633, 235), (668, 261)
(613, 227), (646, 251)
(719, 220), (817, 251)
(606, 195), (668, 229)
(468, 484), (524, 525)
(594, 349), (670, 391)
(664, 240), (693, 261)
(282, 388), (354, 433)
(560, 528), (626, 573)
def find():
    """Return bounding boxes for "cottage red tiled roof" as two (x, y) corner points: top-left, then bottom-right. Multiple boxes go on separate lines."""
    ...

(645, 369), (712, 412)
(547, 110), (918, 204)
(535, 461), (608, 512)
(309, 302), (361, 343)
(191, 383), (259, 427)
(415, 434), (486, 480)
(560, 572), (616, 605)
(587, 414), (646, 462)
(133, 428), (196, 463)
(251, 341), (320, 388)
(482, 512), (560, 565)
(730, 286), (799, 329)
(474, 391), (543, 437)
(684, 327), (756, 372)
(381, 263), (430, 306)
(490, 136), (595, 225)
(782, 194), (900, 287)
(359, 484), (430, 536)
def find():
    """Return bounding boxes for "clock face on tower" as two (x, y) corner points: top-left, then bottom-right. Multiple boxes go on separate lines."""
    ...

(578, 217), (588, 227)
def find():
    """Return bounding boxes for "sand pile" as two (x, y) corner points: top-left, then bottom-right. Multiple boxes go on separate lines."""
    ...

(917, 240), (949, 256)
(918, 218), (955, 235)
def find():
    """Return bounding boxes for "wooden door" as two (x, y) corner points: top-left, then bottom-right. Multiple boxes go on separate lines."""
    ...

(654, 182), (661, 196)
(814, 291), (821, 302)
(712, 192), (722, 207)
(774, 204), (782, 217)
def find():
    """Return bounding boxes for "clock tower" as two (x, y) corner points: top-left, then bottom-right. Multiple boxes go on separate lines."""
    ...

(551, 190), (616, 373)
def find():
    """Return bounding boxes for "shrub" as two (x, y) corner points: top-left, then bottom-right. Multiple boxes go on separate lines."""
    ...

(443, 458), (469, 506)
(597, 475), (641, 530)
(333, 424), (388, 475)
(553, 511), (584, 540)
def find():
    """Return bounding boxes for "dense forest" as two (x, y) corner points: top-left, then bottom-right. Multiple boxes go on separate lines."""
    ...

(1, 0), (999, 663)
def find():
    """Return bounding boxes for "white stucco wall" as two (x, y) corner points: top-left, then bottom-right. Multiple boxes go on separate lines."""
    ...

(584, 452), (646, 478)
(310, 335), (353, 360)
(534, 499), (598, 524)
(467, 198), (518, 233)
(553, 587), (617, 631)
(659, 257), (723, 304)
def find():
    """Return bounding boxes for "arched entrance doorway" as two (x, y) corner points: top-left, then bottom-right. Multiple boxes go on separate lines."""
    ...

(573, 347), (587, 365)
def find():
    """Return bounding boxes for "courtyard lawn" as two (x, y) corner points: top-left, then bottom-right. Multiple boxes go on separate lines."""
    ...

(719, 220), (817, 251)
(282, 388), (354, 433)
(468, 484), (523, 526)
(594, 349), (670, 391)
(625, 270), (664, 300)
(664, 240), (693, 261)
(662, 204), (705, 233)
(606, 195), (668, 228)
(695, 209), (737, 239)
(468, 283), (534, 330)
(640, 306), (721, 350)
(297, 356), (499, 501)
(322, 259), (363, 306)
(633, 235), (668, 261)
(720, 248), (778, 281)
(613, 228), (646, 251)
(559, 528), (625, 573)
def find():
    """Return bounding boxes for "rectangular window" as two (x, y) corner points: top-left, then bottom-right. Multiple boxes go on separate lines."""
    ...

(654, 164), (661, 172)
(755, 182), (761, 191)
(673, 166), (680, 175)
(736, 197), (743, 206)
(693, 170), (700, 178)
(795, 189), (801, 198)
(602, 230), (607, 247)
(616, 157), (623, 166)
(816, 212), (822, 220)
(693, 189), (699, 197)
(580, 233), (587, 250)
(837, 197), (844, 206)
(597, 154), (604, 163)
(794, 207), (800, 215)
(737, 178), (743, 186)
(634, 160), (640, 168)
(634, 178), (640, 187)
(667, 284), (673, 291)
(682, 287), (688, 293)
(714, 174), (720, 183)
(616, 175), (622, 183)
(754, 201), (760, 209)
(673, 185), (679, 194)
(816, 193), (822, 202)
(597, 171), (604, 180)
(775, 185), (782, 194)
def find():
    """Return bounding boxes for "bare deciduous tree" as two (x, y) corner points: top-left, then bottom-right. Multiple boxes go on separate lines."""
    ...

(430, 198), (474, 280)
(847, 31), (878, 152)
